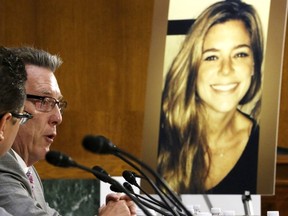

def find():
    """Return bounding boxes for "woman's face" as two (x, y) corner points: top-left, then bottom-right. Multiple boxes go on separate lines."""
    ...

(197, 20), (254, 114)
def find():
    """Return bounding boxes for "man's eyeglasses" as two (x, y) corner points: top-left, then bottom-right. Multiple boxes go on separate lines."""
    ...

(26, 94), (67, 114)
(11, 111), (33, 125)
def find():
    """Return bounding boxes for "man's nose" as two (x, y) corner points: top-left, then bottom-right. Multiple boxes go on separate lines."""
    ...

(49, 106), (63, 126)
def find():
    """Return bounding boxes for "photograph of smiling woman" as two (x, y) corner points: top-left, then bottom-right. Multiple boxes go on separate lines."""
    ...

(157, 0), (263, 194)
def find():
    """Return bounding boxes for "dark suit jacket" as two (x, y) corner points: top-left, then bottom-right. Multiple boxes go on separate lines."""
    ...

(0, 149), (60, 215)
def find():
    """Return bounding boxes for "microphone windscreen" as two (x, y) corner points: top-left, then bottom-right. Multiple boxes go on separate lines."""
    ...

(93, 165), (109, 175)
(45, 151), (76, 168)
(123, 182), (135, 193)
(122, 170), (138, 185)
(82, 135), (116, 154)
(110, 184), (124, 193)
(92, 165), (110, 183)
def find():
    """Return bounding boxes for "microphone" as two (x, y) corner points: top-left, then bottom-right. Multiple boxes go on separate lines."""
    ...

(91, 165), (131, 195)
(45, 151), (154, 216)
(83, 135), (117, 154)
(92, 167), (177, 215)
(45, 150), (77, 167)
(123, 181), (135, 193)
(83, 136), (179, 216)
(110, 184), (124, 193)
(82, 135), (192, 216)
(123, 170), (172, 211)
(122, 170), (138, 185)
(46, 151), (111, 183)
(92, 165), (110, 183)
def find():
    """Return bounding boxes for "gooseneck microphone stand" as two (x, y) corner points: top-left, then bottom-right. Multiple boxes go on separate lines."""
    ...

(82, 135), (193, 216)
(45, 151), (154, 216)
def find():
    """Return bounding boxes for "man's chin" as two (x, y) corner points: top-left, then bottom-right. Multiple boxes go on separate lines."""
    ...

(39, 147), (50, 161)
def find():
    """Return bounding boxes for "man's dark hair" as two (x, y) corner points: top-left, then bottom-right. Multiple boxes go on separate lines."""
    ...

(0, 46), (27, 115)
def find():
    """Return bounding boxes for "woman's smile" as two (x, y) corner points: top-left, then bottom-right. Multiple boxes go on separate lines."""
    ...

(210, 82), (239, 92)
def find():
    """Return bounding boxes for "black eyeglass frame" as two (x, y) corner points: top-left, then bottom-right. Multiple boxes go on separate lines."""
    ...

(11, 111), (33, 125)
(26, 94), (67, 114)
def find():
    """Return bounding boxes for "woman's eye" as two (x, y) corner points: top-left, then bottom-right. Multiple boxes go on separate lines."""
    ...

(204, 55), (218, 61)
(235, 52), (249, 58)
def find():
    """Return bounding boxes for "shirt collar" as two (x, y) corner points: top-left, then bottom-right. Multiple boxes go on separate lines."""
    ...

(11, 149), (30, 174)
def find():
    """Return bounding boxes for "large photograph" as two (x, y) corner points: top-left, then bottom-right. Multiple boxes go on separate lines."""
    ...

(142, 0), (287, 194)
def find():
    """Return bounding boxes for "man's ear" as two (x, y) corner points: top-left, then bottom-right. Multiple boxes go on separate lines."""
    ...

(0, 113), (12, 141)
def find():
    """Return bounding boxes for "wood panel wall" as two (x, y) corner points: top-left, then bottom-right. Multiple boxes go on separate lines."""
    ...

(0, 0), (154, 178)
(0, 0), (287, 181)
